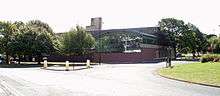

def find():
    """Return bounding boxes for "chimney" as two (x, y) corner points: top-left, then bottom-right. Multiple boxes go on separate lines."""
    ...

(86, 17), (102, 31)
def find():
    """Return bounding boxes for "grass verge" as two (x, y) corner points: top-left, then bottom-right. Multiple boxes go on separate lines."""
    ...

(159, 62), (220, 87)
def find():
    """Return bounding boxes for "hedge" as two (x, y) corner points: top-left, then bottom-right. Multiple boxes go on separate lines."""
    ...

(200, 54), (220, 63)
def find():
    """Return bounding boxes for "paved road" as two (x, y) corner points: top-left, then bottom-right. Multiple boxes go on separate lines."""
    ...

(0, 61), (220, 96)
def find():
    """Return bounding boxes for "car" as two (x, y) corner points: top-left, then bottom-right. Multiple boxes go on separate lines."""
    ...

(0, 60), (2, 64)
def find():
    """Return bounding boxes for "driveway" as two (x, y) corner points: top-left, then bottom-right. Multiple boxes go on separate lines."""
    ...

(0, 61), (220, 96)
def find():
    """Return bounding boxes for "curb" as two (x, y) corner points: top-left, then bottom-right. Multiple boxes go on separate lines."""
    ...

(156, 68), (220, 88)
(0, 80), (24, 96)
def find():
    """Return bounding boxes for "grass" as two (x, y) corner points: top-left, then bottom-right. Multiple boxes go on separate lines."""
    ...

(159, 62), (220, 86)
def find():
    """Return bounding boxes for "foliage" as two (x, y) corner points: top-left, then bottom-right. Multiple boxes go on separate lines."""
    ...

(159, 18), (208, 58)
(26, 20), (57, 55)
(206, 34), (217, 39)
(200, 54), (220, 63)
(60, 26), (95, 56)
(158, 18), (187, 58)
(0, 20), (58, 64)
(27, 20), (54, 35)
(207, 36), (220, 53)
(158, 18), (187, 46)
(178, 23), (208, 57)
(0, 21), (17, 64)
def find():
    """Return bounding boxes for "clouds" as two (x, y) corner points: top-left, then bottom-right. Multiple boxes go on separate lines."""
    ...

(0, 0), (220, 34)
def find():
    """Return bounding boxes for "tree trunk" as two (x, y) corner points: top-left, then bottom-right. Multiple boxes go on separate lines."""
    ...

(18, 54), (21, 64)
(192, 51), (196, 59)
(37, 55), (41, 64)
(197, 52), (200, 57)
(6, 52), (9, 64)
(173, 45), (177, 59)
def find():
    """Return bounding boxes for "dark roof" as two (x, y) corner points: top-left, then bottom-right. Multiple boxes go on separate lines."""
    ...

(89, 27), (160, 38)
(55, 27), (161, 38)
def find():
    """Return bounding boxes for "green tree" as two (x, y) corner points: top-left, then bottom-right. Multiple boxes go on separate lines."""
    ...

(26, 20), (57, 64)
(208, 36), (220, 53)
(9, 21), (28, 64)
(178, 23), (208, 58)
(158, 18), (187, 58)
(0, 21), (16, 64)
(60, 26), (95, 56)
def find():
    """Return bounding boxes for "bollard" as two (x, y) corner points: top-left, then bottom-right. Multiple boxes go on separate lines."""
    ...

(65, 61), (69, 71)
(43, 60), (47, 69)
(86, 59), (90, 68)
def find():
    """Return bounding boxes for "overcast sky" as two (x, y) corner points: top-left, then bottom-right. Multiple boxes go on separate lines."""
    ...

(0, 0), (220, 35)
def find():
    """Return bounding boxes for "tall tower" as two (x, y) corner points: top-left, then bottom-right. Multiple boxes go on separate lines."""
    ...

(86, 17), (102, 31)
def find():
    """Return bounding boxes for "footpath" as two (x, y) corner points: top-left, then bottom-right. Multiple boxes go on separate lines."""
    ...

(0, 80), (15, 96)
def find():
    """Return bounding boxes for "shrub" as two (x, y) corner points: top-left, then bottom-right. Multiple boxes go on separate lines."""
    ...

(200, 54), (220, 63)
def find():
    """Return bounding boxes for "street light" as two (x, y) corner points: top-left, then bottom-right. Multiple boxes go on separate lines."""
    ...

(98, 30), (101, 65)
(166, 46), (172, 68)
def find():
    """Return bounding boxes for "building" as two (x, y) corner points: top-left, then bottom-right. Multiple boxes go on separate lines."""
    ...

(86, 17), (102, 31)
(51, 17), (171, 63)
(86, 17), (170, 63)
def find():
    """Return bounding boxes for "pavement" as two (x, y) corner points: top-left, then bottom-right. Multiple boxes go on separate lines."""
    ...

(0, 81), (14, 96)
(0, 61), (220, 96)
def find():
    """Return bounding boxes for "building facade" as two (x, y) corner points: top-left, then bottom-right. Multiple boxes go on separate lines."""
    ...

(51, 17), (171, 63)
(86, 17), (170, 63)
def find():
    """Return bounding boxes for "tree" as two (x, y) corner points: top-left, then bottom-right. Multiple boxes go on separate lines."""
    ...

(60, 26), (95, 56)
(9, 21), (28, 64)
(208, 36), (220, 53)
(206, 34), (217, 39)
(0, 21), (16, 64)
(158, 18), (187, 59)
(26, 20), (57, 64)
(178, 23), (208, 58)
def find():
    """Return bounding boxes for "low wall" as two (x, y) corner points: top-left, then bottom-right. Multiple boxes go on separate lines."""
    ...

(47, 48), (160, 63)
(47, 55), (93, 62)
(94, 48), (158, 63)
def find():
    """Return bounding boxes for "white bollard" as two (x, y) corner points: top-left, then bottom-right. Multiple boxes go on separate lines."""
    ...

(86, 59), (90, 68)
(43, 60), (47, 69)
(65, 61), (69, 71)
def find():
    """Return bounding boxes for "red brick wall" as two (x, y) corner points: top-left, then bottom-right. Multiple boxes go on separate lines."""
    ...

(94, 48), (158, 63)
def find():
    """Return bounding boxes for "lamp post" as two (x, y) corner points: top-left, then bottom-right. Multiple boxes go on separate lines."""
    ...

(98, 31), (101, 65)
(166, 46), (172, 67)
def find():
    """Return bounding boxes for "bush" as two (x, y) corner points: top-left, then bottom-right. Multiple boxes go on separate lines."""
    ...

(200, 54), (220, 63)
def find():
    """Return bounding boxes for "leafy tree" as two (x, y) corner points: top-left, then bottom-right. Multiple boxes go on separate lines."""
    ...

(8, 21), (28, 64)
(26, 20), (57, 64)
(206, 34), (217, 39)
(158, 18), (187, 58)
(208, 36), (220, 53)
(0, 21), (16, 64)
(178, 23), (208, 58)
(27, 20), (54, 35)
(60, 26), (95, 56)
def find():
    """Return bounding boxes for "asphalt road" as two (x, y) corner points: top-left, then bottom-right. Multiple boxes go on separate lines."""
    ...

(0, 61), (220, 96)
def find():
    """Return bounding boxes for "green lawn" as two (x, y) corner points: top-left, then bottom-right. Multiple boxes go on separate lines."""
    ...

(159, 62), (220, 86)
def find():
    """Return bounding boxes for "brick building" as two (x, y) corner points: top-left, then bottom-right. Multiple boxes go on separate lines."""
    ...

(51, 17), (171, 63)
(85, 17), (171, 63)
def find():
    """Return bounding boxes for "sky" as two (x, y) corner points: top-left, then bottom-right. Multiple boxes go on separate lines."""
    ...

(0, 0), (220, 35)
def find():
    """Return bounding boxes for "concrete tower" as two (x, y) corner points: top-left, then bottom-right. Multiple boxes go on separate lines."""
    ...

(86, 17), (102, 31)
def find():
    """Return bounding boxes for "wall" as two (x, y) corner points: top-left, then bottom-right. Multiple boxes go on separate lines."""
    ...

(93, 48), (158, 63)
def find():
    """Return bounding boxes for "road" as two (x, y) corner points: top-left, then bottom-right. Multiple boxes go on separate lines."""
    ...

(0, 61), (220, 96)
